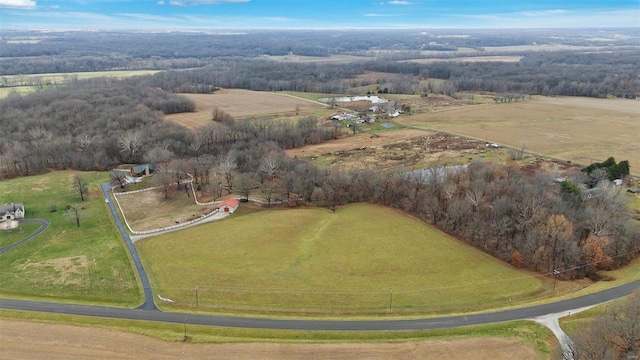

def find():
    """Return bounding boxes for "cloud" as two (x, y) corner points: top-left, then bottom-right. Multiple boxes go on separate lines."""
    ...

(117, 13), (178, 22)
(518, 9), (568, 17)
(364, 13), (404, 17)
(449, 8), (640, 28)
(157, 0), (165, 4)
(387, 0), (412, 5)
(0, 0), (36, 8)
(168, 0), (249, 5)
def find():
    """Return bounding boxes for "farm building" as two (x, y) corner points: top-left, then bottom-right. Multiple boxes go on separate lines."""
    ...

(217, 198), (239, 214)
(0, 203), (24, 221)
(131, 163), (156, 177)
(330, 113), (356, 121)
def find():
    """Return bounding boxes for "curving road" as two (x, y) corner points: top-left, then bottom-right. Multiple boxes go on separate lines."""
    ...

(0, 218), (49, 256)
(0, 279), (638, 330)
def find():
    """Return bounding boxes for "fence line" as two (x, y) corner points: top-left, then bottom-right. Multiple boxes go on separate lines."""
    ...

(110, 169), (288, 236)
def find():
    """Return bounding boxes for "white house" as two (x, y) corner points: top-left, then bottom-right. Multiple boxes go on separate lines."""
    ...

(0, 203), (24, 221)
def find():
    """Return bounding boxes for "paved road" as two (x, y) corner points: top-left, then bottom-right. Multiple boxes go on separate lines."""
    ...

(101, 183), (157, 310)
(2, 182), (637, 332)
(1, 280), (638, 331)
(0, 218), (50, 255)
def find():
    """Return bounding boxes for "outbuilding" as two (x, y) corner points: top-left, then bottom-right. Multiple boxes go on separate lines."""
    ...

(217, 198), (240, 214)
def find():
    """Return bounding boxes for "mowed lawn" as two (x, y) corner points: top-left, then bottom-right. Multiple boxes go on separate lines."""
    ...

(398, 96), (640, 174)
(0, 171), (141, 306)
(137, 203), (544, 315)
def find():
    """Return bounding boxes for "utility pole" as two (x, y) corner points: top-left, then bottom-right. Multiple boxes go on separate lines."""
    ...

(195, 286), (199, 306)
(552, 269), (560, 291)
(389, 290), (393, 311)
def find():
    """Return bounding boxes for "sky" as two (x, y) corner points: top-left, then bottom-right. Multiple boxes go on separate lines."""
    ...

(0, 0), (639, 30)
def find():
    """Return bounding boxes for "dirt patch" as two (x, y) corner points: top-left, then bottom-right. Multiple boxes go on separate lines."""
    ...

(0, 319), (541, 360)
(18, 255), (89, 285)
(0, 220), (18, 230)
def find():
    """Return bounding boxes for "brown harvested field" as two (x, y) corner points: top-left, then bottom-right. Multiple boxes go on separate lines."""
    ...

(395, 96), (640, 174)
(166, 90), (328, 129)
(404, 55), (523, 64)
(0, 320), (541, 360)
(264, 54), (374, 63)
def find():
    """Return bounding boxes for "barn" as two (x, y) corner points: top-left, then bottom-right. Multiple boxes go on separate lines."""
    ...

(217, 198), (240, 214)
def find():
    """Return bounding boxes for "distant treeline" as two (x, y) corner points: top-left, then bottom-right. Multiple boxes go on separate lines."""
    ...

(120, 51), (638, 98)
(2, 28), (639, 98)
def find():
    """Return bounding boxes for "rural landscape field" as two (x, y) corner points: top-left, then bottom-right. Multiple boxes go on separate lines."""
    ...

(1, 8), (639, 360)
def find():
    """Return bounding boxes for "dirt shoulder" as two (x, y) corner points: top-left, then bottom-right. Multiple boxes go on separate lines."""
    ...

(0, 319), (540, 360)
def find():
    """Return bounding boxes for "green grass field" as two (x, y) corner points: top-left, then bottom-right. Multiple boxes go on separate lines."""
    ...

(0, 222), (41, 247)
(0, 171), (142, 306)
(137, 203), (546, 315)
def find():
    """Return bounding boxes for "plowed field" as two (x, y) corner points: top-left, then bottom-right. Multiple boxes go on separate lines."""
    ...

(0, 320), (540, 360)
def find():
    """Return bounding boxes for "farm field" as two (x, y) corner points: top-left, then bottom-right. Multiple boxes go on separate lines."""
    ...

(0, 70), (161, 85)
(395, 96), (640, 175)
(0, 171), (141, 306)
(165, 89), (331, 129)
(0, 70), (162, 99)
(263, 54), (375, 63)
(404, 55), (523, 64)
(0, 319), (543, 360)
(137, 203), (553, 316)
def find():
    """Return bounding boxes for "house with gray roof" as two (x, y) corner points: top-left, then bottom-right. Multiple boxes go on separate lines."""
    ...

(0, 203), (24, 221)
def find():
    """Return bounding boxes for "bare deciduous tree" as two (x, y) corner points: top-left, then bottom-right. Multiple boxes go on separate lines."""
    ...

(118, 130), (143, 163)
(72, 174), (89, 201)
(218, 151), (237, 192)
(65, 204), (83, 227)
(259, 152), (281, 180)
(155, 171), (176, 200)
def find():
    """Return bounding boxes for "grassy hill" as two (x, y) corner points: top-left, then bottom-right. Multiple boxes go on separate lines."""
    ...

(137, 203), (546, 316)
